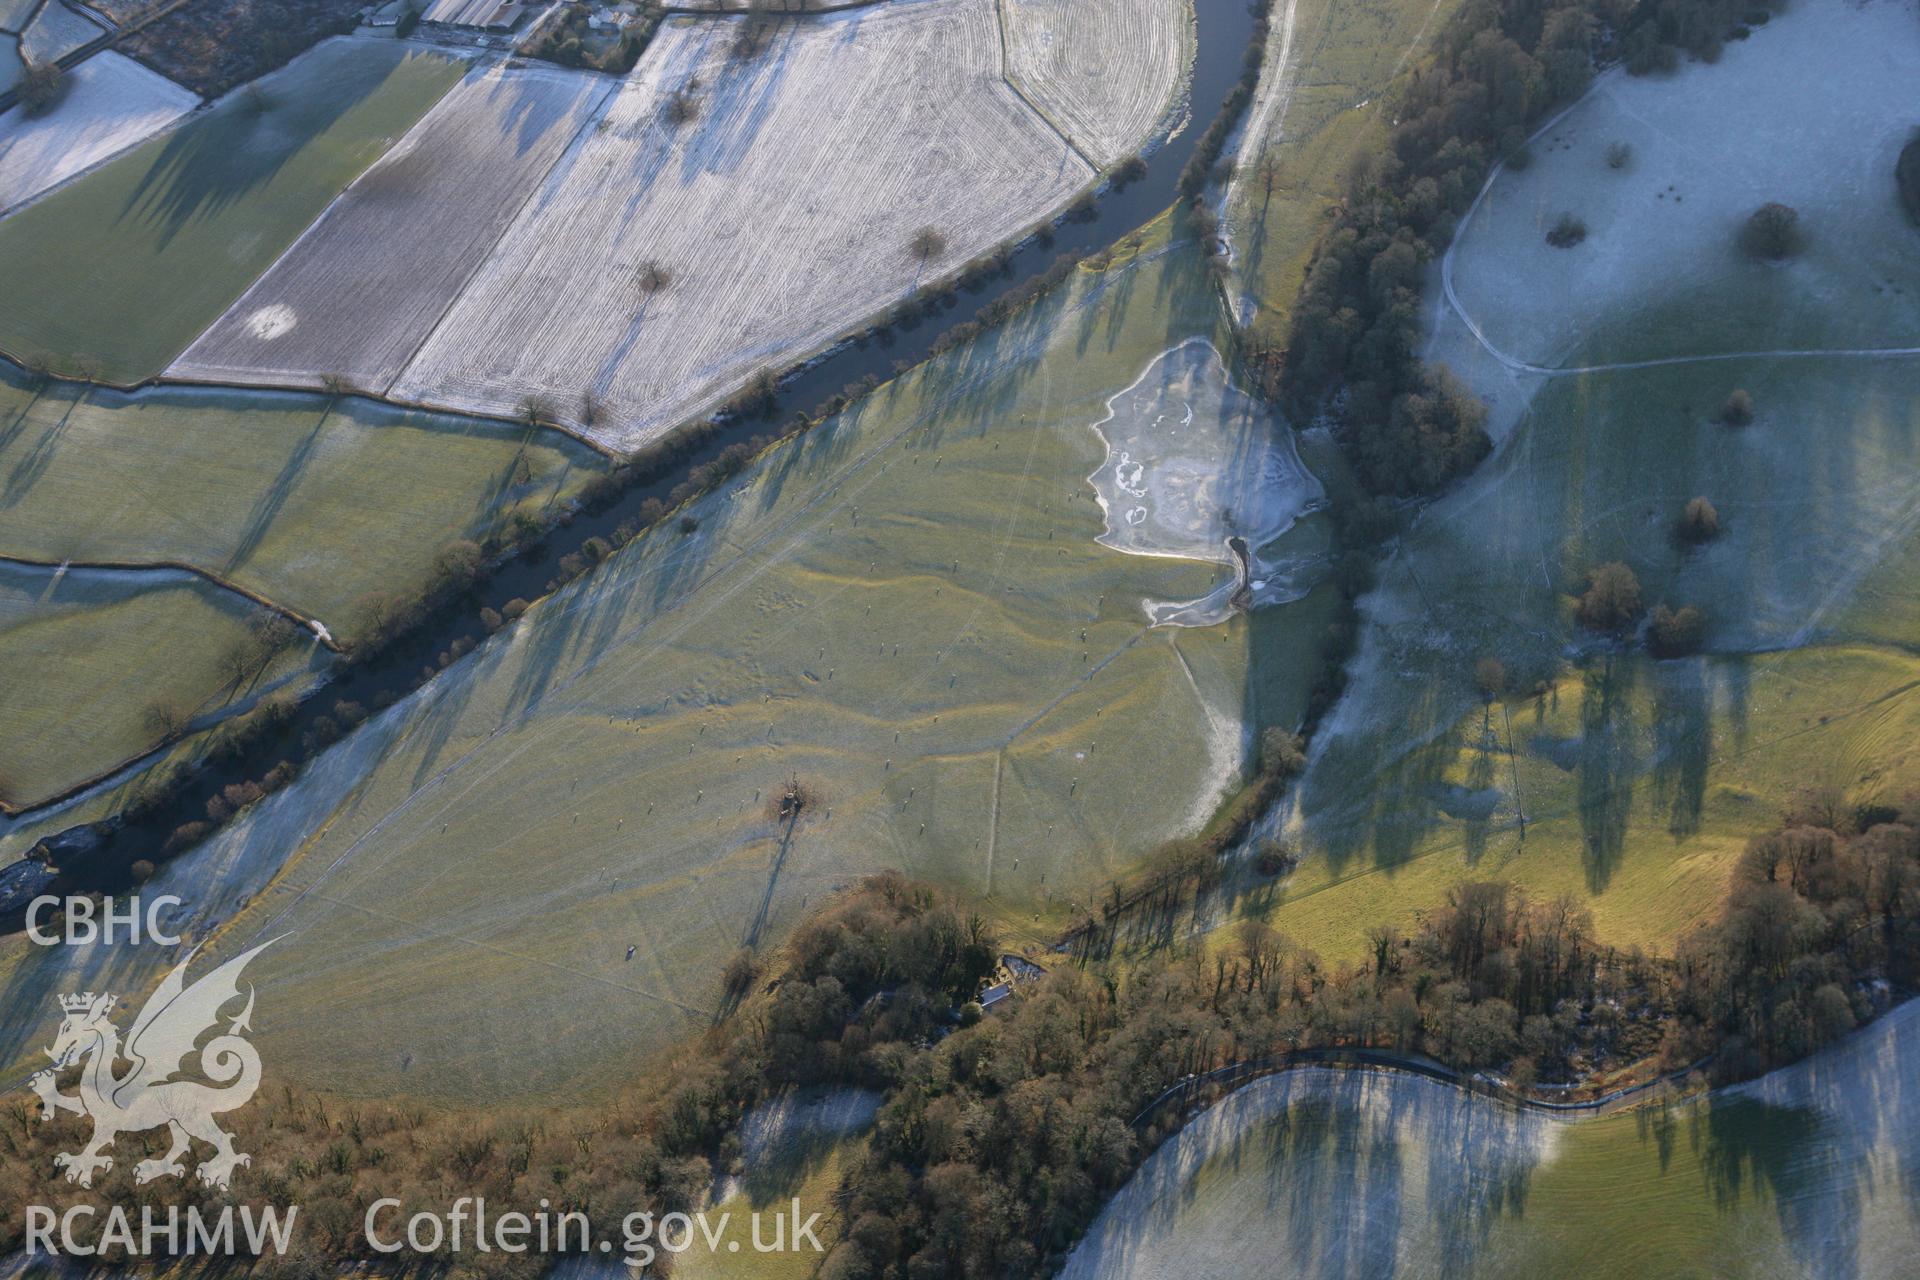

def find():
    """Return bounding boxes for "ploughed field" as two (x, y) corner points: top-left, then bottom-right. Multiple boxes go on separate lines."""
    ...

(169, 64), (616, 396)
(0, 36), (466, 383)
(152, 0), (1190, 449)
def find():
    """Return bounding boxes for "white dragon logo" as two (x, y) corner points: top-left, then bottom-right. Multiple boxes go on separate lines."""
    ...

(29, 940), (275, 1191)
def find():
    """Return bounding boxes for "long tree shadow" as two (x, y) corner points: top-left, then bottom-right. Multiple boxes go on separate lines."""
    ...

(1576, 650), (1638, 894)
(115, 42), (420, 250)
(1649, 655), (1711, 839)
(0, 382), (82, 507)
(1693, 1097), (1867, 1279)
(222, 401), (332, 577)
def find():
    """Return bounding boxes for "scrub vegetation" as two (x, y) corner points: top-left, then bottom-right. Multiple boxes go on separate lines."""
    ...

(117, 0), (367, 96)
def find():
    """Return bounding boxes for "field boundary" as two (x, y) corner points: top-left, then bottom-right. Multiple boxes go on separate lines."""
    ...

(0, 0), (196, 111)
(0, 551), (339, 650)
(0, 551), (339, 818)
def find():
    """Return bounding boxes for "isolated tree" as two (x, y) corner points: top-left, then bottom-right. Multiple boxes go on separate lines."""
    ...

(910, 226), (947, 262)
(663, 86), (698, 125)
(1254, 152), (1284, 213)
(1575, 562), (1644, 635)
(1545, 212), (1587, 247)
(18, 61), (64, 116)
(1259, 727), (1306, 777)
(1898, 135), (1920, 227)
(1648, 604), (1708, 658)
(218, 642), (256, 688)
(1605, 141), (1631, 170)
(1739, 202), (1804, 260)
(1719, 388), (1755, 426)
(249, 609), (297, 656)
(636, 261), (671, 294)
(1475, 656), (1508, 701)
(143, 699), (188, 741)
(1678, 496), (1720, 544)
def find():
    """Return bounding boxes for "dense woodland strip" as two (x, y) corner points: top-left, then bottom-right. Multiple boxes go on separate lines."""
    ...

(1254, 0), (1790, 498)
(7, 784), (1918, 1277)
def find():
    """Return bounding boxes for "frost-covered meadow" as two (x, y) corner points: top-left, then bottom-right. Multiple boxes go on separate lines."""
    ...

(1062, 1001), (1920, 1279)
(0, 51), (197, 213)
(1444, 0), (1920, 369)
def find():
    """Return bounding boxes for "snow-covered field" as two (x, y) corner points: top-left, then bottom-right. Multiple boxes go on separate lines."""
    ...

(169, 63), (613, 393)
(1445, 0), (1920, 370)
(388, 0), (1092, 446)
(1001, 0), (1190, 167)
(0, 50), (197, 213)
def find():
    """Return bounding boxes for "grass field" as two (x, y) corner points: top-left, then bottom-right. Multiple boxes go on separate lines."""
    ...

(0, 36), (463, 383)
(1256, 352), (1920, 961)
(675, 1089), (877, 1280)
(1224, 0), (1461, 327)
(0, 371), (605, 639)
(1063, 999), (1920, 1278)
(1221, 0), (1920, 965)
(38, 216), (1338, 1101)
(0, 560), (324, 809)
(0, 50), (200, 214)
